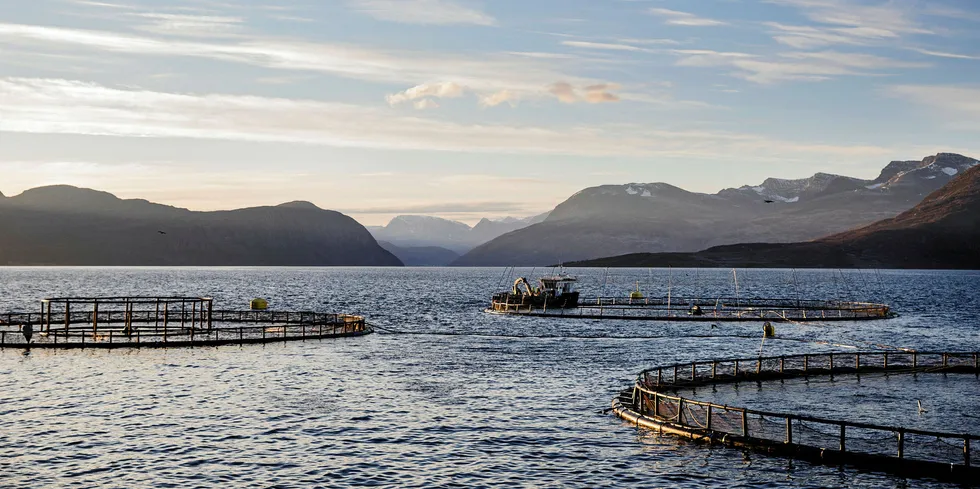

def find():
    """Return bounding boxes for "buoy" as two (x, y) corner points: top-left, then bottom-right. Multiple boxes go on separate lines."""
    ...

(629, 282), (644, 300)
(763, 322), (776, 338)
(250, 298), (269, 310)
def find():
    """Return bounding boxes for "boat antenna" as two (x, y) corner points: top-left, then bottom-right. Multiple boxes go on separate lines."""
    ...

(732, 268), (740, 309)
(792, 268), (801, 307)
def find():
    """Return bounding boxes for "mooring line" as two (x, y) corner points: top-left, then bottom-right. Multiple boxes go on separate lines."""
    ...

(774, 312), (915, 352)
(368, 323), (900, 350)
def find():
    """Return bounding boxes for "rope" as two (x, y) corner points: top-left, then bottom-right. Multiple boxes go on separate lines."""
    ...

(369, 323), (779, 341)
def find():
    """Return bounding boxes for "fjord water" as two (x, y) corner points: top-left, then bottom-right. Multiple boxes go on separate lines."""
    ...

(1, 267), (978, 488)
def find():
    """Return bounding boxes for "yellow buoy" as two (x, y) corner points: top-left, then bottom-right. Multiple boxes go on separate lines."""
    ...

(250, 298), (269, 310)
(629, 281), (644, 300)
(763, 322), (776, 338)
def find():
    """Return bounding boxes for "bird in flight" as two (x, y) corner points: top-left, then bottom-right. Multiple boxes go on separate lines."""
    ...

(158, 231), (167, 235)
(764, 200), (775, 204)
(917, 399), (927, 414)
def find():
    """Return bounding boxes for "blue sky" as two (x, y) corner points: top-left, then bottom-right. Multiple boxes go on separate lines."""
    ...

(1, 0), (978, 225)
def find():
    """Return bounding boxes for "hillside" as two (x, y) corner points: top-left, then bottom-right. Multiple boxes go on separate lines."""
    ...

(454, 153), (978, 266)
(0, 186), (403, 266)
(564, 164), (980, 269)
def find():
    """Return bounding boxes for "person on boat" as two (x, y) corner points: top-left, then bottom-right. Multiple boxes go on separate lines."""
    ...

(690, 305), (703, 316)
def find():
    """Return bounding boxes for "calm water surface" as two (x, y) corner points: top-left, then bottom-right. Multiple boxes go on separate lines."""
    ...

(1, 268), (978, 488)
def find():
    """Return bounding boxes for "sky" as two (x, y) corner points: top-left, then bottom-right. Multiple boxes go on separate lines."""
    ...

(0, 0), (979, 226)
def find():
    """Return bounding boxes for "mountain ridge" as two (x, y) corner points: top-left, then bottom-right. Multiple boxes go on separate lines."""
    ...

(0, 185), (402, 266)
(454, 153), (979, 266)
(563, 164), (980, 269)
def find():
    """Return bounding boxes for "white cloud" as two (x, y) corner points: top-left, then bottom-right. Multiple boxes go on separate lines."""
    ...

(766, 0), (931, 48)
(886, 85), (980, 120)
(909, 48), (980, 60)
(348, 0), (495, 26)
(413, 99), (440, 110)
(0, 22), (628, 107)
(562, 41), (645, 52)
(479, 90), (519, 107)
(648, 8), (727, 27)
(0, 77), (895, 160)
(133, 13), (244, 38)
(386, 82), (465, 106)
(673, 49), (927, 84)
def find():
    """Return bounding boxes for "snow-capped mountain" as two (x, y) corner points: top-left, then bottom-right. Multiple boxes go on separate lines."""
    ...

(454, 153), (979, 266)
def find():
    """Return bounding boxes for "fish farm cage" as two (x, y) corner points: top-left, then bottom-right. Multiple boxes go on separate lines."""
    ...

(0, 296), (369, 349)
(611, 351), (980, 483)
(490, 296), (894, 322)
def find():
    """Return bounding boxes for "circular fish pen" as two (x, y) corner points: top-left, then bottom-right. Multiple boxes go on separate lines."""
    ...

(0, 296), (369, 349)
(611, 351), (980, 483)
(489, 297), (894, 322)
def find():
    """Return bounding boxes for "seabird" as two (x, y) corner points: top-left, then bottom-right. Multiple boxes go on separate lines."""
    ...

(764, 200), (775, 204)
(917, 399), (927, 414)
(158, 231), (167, 235)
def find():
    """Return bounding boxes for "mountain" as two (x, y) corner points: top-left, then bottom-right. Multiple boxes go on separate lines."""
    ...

(454, 153), (979, 266)
(0, 185), (402, 266)
(369, 212), (548, 253)
(564, 164), (980, 269)
(378, 241), (460, 267)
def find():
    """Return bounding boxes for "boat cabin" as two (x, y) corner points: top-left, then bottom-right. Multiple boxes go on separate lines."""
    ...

(538, 275), (577, 298)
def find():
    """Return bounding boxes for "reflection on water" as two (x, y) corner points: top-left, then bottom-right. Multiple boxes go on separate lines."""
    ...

(1, 267), (978, 488)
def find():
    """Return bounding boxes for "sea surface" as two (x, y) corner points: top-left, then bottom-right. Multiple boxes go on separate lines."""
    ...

(1, 267), (978, 488)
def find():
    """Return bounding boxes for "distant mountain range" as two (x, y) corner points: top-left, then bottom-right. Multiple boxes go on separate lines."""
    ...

(377, 241), (460, 267)
(454, 153), (979, 266)
(0, 186), (402, 266)
(368, 213), (549, 255)
(566, 162), (980, 269)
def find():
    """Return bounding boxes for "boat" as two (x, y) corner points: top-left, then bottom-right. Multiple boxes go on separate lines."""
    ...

(490, 273), (580, 312)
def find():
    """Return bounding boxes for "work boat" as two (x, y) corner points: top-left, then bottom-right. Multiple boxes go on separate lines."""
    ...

(490, 274), (580, 312)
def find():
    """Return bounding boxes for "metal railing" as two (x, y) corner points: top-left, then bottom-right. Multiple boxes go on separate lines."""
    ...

(617, 352), (979, 477)
(491, 296), (892, 321)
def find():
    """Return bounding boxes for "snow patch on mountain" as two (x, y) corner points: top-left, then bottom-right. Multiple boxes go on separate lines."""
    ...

(943, 167), (959, 176)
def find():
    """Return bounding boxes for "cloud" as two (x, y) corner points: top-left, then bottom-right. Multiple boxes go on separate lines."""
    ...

(648, 8), (726, 27)
(386, 82), (465, 106)
(347, 0), (495, 26)
(479, 90), (519, 107)
(413, 99), (440, 110)
(765, 0), (931, 48)
(673, 49), (927, 84)
(132, 13), (244, 38)
(0, 23), (630, 108)
(562, 41), (644, 52)
(0, 77), (899, 160)
(885, 85), (980, 122)
(549, 82), (620, 104)
(909, 48), (980, 60)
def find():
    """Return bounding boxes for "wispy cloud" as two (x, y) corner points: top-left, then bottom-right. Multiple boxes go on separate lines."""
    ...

(886, 85), (980, 128)
(673, 49), (927, 83)
(909, 47), (980, 60)
(648, 8), (727, 27)
(132, 13), (244, 38)
(0, 77), (896, 160)
(766, 0), (931, 48)
(0, 22), (626, 107)
(562, 41), (645, 52)
(347, 0), (495, 26)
